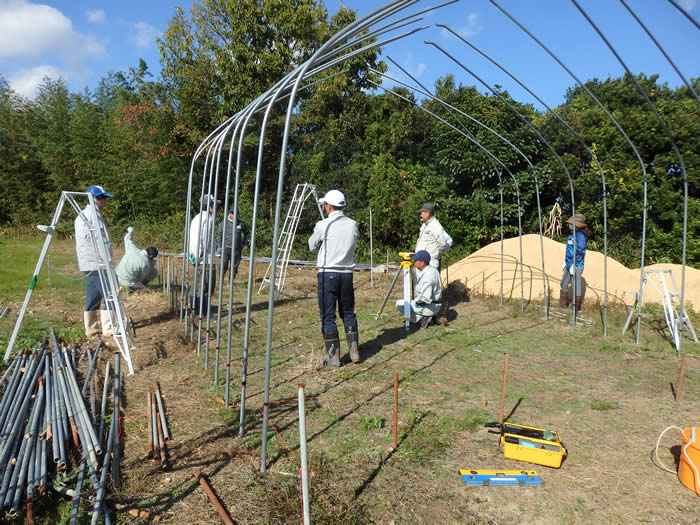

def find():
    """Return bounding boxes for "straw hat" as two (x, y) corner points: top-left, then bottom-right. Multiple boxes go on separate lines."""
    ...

(565, 213), (587, 228)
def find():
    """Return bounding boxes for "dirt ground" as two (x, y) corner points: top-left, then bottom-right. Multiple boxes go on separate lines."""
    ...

(106, 259), (699, 525)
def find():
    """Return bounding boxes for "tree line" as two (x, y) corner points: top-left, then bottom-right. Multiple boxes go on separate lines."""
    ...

(1, 0), (697, 268)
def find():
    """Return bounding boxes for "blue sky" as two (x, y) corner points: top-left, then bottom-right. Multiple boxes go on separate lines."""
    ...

(1, 0), (698, 110)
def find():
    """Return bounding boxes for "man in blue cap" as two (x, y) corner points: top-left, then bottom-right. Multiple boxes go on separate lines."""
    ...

(74, 185), (114, 338)
(395, 250), (443, 329)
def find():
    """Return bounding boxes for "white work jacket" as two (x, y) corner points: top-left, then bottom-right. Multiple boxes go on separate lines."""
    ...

(415, 216), (446, 268)
(189, 211), (215, 262)
(308, 210), (358, 273)
(74, 204), (112, 272)
(414, 264), (443, 316)
(115, 232), (158, 288)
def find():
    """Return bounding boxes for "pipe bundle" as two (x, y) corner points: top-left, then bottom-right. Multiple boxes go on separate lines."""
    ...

(147, 383), (170, 470)
(0, 337), (120, 523)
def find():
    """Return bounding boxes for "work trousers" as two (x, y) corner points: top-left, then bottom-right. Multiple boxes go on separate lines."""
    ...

(84, 271), (109, 311)
(191, 262), (216, 312)
(560, 267), (583, 294)
(220, 249), (242, 279)
(317, 272), (357, 336)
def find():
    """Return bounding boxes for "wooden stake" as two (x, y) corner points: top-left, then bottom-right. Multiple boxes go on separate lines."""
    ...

(498, 353), (509, 426)
(393, 373), (399, 449)
(675, 354), (687, 402)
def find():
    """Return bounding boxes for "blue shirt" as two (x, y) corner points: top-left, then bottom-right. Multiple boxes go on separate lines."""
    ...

(565, 229), (588, 269)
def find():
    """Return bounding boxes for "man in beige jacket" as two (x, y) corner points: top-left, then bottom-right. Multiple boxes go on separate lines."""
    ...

(415, 203), (446, 270)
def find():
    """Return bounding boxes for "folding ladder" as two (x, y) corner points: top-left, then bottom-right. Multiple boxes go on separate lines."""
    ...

(258, 183), (324, 301)
(4, 191), (136, 374)
(622, 269), (697, 355)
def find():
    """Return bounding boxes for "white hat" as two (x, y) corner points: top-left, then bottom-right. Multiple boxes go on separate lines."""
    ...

(318, 189), (346, 207)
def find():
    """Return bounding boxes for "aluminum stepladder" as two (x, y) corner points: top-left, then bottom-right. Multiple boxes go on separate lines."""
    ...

(622, 269), (697, 356)
(4, 191), (136, 374)
(258, 183), (324, 301)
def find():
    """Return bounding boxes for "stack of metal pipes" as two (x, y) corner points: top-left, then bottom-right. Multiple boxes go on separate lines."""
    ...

(147, 382), (170, 470)
(0, 334), (121, 524)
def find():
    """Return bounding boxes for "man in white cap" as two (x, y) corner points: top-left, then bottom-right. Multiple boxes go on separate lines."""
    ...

(189, 194), (220, 316)
(395, 250), (443, 328)
(308, 189), (359, 367)
(74, 185), (114, 338)
(415, 203), (446, 270)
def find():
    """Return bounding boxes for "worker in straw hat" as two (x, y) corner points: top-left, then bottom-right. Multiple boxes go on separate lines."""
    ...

(309, 189), (360, 368)
(560, 213), (590, 313)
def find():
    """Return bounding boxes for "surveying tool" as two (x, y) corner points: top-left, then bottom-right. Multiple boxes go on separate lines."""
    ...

(373, 252), (415, 331)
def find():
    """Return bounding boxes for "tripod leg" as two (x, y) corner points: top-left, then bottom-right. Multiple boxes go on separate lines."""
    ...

(375, 266), (402, 316)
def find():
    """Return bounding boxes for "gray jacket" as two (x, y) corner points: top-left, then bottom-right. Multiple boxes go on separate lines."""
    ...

(308, 210), (358, 273)
(415, 216), (446, 268)
(115, 232), (158, 288)
(413, 264), (443, 316)
(74, 204), (112, 272)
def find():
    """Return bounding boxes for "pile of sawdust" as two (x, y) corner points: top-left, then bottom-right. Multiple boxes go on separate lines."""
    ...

(443, 234), (700, 308)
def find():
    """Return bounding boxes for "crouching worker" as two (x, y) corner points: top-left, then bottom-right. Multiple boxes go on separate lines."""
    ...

(309, 190), (360, 368)
(395, 250), (443, 329)
(115, 227), (159, 291)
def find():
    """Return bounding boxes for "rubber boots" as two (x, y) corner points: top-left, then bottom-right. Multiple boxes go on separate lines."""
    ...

(322, 332), (341, 367)
(100, 310), (114, 337)
(83, 311), (100, 338)
(573, 296), (583, 314)
(559, 290), (570, 309)
(346, 328), (360, 364)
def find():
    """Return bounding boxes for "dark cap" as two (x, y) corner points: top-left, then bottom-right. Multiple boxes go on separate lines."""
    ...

(410, 250), (431, 263)
(417, 203), (435, 213)
(146, 247), (158, 258)
(200, 194), (221, 207)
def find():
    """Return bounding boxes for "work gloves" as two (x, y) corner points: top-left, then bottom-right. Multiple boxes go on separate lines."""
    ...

(569, 265), (575, 276)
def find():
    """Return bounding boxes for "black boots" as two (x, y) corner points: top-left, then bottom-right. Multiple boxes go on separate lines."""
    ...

(559, 290), (570, 309)
(346, 328), (360, 364)
(322, 332), (341, 367)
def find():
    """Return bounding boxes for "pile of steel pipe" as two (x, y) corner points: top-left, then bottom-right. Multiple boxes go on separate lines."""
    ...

(0, 337), (122, 522)
(147, 382), (170, 470)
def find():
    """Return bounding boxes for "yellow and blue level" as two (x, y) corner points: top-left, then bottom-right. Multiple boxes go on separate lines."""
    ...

(459, 469), (542, 486)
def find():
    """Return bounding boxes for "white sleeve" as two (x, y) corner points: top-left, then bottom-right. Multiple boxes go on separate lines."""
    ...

(443, 231), (453, 251)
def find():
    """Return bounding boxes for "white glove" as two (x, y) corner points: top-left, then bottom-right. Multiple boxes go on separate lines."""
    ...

(127, 226), (134, 234)
(562, 263), (566, 270)
(569, 265), (575, 276)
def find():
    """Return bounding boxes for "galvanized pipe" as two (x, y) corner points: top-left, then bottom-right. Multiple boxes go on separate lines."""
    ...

(155, 383), (170, 442)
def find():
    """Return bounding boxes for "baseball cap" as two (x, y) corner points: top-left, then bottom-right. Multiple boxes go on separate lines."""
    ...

(87, 185), (114, 199)
(417, 203), (435, 213)
(200, 194), (221, 206)
(318, 190), (346, 207)
(410, 250), (431, 263)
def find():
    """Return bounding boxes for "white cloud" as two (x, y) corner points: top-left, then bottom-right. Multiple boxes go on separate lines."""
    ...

(0, 0), (104, 58)
(86, 9), (105, 23)
(9, 64), (67, 98)
(678, 0), (696, 11)
(128, 21), (159, 49)
(441, 12), (483, 39)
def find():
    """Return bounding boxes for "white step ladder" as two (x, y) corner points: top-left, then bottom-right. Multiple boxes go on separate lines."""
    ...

(258, 183), (324, 301)
(622, 269), (697, 355)
(4, 191), (136, 374)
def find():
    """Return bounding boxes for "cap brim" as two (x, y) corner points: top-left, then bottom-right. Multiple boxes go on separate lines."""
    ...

(100, 193), (114, 198)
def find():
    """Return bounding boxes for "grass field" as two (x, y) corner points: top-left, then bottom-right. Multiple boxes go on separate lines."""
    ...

(1, 238), (698, 524)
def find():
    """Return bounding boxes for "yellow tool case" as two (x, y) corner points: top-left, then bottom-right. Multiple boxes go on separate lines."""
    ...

(500, 423), (567, 469)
